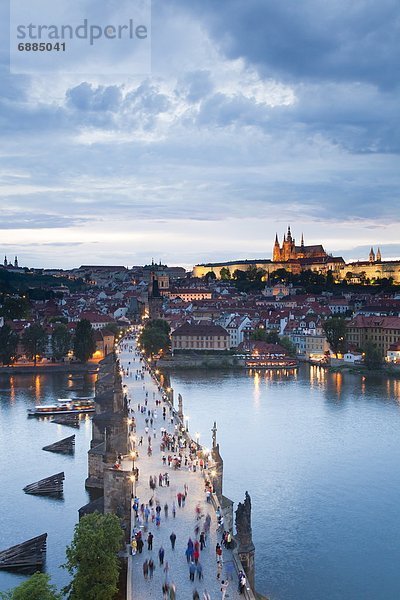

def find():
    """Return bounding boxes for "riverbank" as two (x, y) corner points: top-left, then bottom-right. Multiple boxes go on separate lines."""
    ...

(158, 354), (242, 369)
(0, 363), (99, 374)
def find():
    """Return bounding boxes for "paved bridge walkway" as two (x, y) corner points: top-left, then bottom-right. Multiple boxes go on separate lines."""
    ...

(119, 338), (242, 600)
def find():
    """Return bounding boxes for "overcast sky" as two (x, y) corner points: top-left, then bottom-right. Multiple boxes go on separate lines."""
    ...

(1, 0), (399, 269)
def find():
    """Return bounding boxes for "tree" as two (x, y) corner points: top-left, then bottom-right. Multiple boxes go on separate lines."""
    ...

(0, 324), (19, 365)
(363, 341), (382, 370)
(204, 271), (216, 281)
(250, 328), (280, 343)
(139, 320), (170, 356)
(63, 512), (123, 600)
(0, 572), (60, 600)
(279, 336), (297, 357)
(146, 319), (170, 335)
(22, 323), (48, 366)
(73, 319), (96, 363)
(219, 267), (231, 280)
(51, 324), (72, 360)
(323, 317), (347, 358)
(232, 269), (247, 281)
(270, 268), (291, 285)
(0, 296), (30, 320)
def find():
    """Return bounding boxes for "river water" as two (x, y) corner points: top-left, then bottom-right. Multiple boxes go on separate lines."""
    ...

(1, 367), (400, 599)
(170, 366), (400, 600)
(0, 372), (95, 594)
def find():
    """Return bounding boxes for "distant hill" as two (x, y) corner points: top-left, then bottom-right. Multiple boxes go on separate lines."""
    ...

(0, 268), (87, 295)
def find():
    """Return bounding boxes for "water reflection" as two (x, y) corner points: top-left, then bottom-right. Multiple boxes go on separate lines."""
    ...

(170, 365), (400, 600)
(35, 375), (41, 402)
(252, 371), (260, 407)
(0, 371), (95, 593)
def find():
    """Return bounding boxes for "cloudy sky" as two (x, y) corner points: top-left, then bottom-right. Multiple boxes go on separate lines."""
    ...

(1, 0), (399, 269)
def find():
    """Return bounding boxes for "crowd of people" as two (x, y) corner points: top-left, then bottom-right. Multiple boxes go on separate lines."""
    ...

(121, 335), (248, 599)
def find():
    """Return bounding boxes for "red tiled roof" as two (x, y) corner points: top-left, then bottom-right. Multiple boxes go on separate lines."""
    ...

(171, 323), (229, 337)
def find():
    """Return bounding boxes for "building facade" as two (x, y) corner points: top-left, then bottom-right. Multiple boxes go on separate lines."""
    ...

(193, 229), (400, 283)
(193, 226), (345, 279)
(347, 315), (400, 355)
(171, 323), (230, 352)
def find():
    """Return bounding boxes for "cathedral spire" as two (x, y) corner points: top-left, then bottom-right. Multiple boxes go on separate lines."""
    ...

(369, 247), (375, 263)
(376, 247), (382, 262)
(3, 255), (7, 267)
(287, 225), (292, 242)
(14, 256), (18, 268)
(301, 233), (304, 247)
(273, 233), (281, 262)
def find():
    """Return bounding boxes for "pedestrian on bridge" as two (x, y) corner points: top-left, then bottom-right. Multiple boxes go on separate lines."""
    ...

(169, 531), (176, 550)
(143, 559), (149, 580)
(147, 532), (153, 550)
(221, 580), (229, 599)
(189, 561), (196, 582)
(148, 558), (155, 579)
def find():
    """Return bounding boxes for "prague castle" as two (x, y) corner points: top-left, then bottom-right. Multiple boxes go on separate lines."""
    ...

(272, 226), (327, 262)
(193, 226), (400, 283)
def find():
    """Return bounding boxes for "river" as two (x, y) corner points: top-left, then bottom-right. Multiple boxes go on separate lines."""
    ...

(0, 372), (95, 594)
(169, 365), (400, 600)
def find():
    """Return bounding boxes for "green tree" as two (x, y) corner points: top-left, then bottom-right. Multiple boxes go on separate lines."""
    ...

(232, 269), (247, 281)
(22, 323), (48, 366)
(204, 271), (216, 281)
(246, 266), (266, 282)
(63, 512), (123, 600)
(73, 319), (96, 363)
(146, 319), (170, 335)
(0, 324), (19, 365)
(139, 320), (170, 356)
(323, 317), (347, 358)
(363, 341), (382, 370)
(250, 328), (280, 343)
(270, 268), (291, 285)
(0, 296), (30, 320)
(51, 324), (72, 360)
(219, 267), (231, 280)
(326, 270), (335, 286)
(279, 336), (297, 356)
(0, 572), (60, 600)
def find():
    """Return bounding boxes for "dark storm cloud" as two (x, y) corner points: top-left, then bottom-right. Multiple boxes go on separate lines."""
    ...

(170, 0), (400, 90)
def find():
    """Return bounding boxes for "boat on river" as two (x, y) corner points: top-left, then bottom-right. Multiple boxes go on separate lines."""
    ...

(28, 401), (95, 417)
(57, 396), (94, 402)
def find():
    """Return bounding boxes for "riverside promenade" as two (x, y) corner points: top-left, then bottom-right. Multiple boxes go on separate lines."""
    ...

(119, 338), (242, 600)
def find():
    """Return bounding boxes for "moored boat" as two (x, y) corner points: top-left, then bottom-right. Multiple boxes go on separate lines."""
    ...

(57, 396), (94, 403)
(28, 402), (95, 417)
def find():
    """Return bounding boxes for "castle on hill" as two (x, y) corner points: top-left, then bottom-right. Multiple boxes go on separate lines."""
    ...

(273, 226), (328, 262)
(192, 226), (400, 283)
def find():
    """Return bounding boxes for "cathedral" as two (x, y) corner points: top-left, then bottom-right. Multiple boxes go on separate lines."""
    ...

(273, 226), (328, 262)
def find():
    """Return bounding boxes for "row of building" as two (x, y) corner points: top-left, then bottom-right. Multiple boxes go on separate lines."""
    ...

(193, 227), (400, 284)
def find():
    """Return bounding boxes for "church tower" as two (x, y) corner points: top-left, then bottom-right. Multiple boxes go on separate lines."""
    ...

(273, 234), (281, 262)
(3, 256), (7, 267)
(14, 256), (18, 268)
(369, 247), (375, 263)
(282, 225), (295, 261)
(376, 248), (382, 262)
